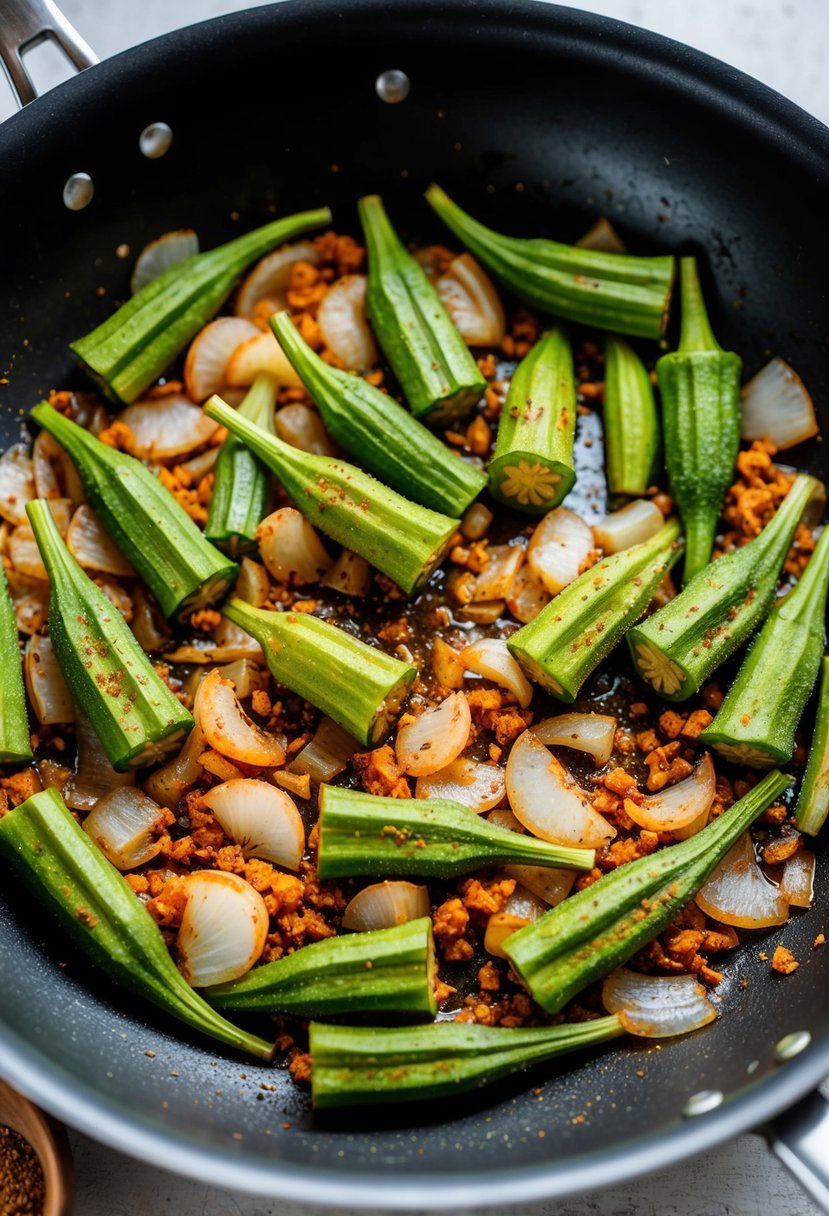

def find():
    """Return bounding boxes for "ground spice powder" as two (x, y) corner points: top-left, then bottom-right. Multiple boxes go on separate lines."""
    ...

(0, 1125), (45, 1216)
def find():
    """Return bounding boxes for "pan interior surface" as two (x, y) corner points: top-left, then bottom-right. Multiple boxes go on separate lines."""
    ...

(0, 0), (828, 1203)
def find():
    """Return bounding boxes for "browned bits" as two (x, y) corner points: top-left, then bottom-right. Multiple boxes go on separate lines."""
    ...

(0, 1124), (46, 1216)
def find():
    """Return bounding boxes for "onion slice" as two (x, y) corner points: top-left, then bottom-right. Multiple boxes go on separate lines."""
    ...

(527, 508), (594, 595)
(321, 549), (373, 597)
(256, 507), (332, 585)
(602, 969), (717, 1038)
(781, 849), (815, 908)
(195, 669), (285, 767)
(142, 721), (206, 809)
(184, 317), (260, 402)
(202, 778), (305, 870)
(484, 885), (548, 958)
(506, 565), (551, 624)
(177, 870), (268, 988)
(470, 544), (525, 603)
(695, 831), (789, 928)
(395, 692), (471, 777)
(0, 445), (35, 526)
(67, 504), (136, 575)
(533, 713), (617, 767)
(33, 430), (85, 507)
(317, 274), (378, 370)
(275, 402), (337, 456)
(342, 881), (430, 931)
(67, 708), (135, 812)
(592, 499), (663, 554)
(626, 753), (716, 833)
(289, 717), (359, 784)
(235, 241), (319, 321)
(460, 638), (533, 708)
(24, 634), (74, 725)
(416, 758), (505, 813)
(741, 357), (819, 450)
(115, 393), (218, 460)
(225, 330), (302, 389)
(131, 229), (199, 294)
(505, 728), (616, 848)
(432, 253), (506, 347)
(83, 788), (168, 870)
(490, 806), (578, 907)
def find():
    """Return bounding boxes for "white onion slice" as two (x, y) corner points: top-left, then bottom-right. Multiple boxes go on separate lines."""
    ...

(204, 557), (269, 664)
(225, 331), (302, 389)
(781, 849), (815, 908)
(592, 499), (663, 554)
(505, 728), (616, 848)
(9, 576), (49, 637)
(200, 658), (263, 701)
(741, 357), (819, 450)
(626, 754), (716, 833)
(695, 831), (789, 928)
(575, 217), (627, 253)
(533, 713), (617, 766)
(288, 717), (359, 783)
(24, 634), (74, 725)
(433, 253), (506, 347)
(8, 532), (48, 581)
(342, 881), (430, 931)
(116, 393), (219, 460)
(395, 692), (471, 777)
(602, 969), (717, 1038)
(142, 721), (206, 809)
(471, 544), (525, 602)
(416, 758), (505, 812)
(460, 637), (533, 708)
(178, 445), (219, 482)
(67, 709), (135, 812)
(506, 565), (551, 624)
(484, 885), (547, 958)
(66, 505), (135, 575)
(256, 507), (333, 585)
(235, 241), (319, 321)
(195, 669), (285, 767)
(490, 806), (578, 906)
(275, 402), (337, 456)
(237, 556), (271, 607)
(83, 787), (167, 870)
(130, 586), (169, 653)
(184, 317), (259, 403)
(0, 445), (35, 526)
(460, 503), (493, 541)
(33, 431), (85, 507)
(131, 229), (199, 294)
(321, 549), (372, 597)
(177, 870), (268, 988)
(527, 508), (594, 595)
(202, 777), (305, 870)
(317, 274), (378, 370)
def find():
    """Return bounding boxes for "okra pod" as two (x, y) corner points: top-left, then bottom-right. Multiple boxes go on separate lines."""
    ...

(30, 403), (237, 620)
(358, 194), (487, 425)
(317, 786), (595, 880)
(700, 526), (829, 767)
(505, 769), (791, 1013)
(424, 184), (675, 340)
(0, 788), (274, 1060)
(27, 500), (193, 770)
(205, 396), (458, 595)
(71, 207), (331, 403)
(205, 372), (277, 554)
(0, 563), (32, 764)
(206, 917), (437, 1017)
(628, 472), (818, 701)
(309, 1015), (623, 1109)
(795, 656), (829, 836)
(507, 519), (682, 702)
(223, 599), (415, 746)
(603, 335), (660, 496)
(656, 258), (742, 582)
(271, 312), (487, 516)
(488, 327), (576, 512)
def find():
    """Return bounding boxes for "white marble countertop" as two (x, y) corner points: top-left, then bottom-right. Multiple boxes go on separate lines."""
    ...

(2, 1), (827, 1213)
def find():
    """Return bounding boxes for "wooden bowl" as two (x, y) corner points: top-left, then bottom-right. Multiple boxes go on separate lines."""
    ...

(0, 1078), (73, 1216)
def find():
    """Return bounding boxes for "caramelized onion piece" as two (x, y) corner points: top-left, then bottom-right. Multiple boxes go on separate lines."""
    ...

(195, 669), (285, 767)
(225, 330), (302, 389)
(533, 713), (617, 767)
(83, 788), (168, 870)
(432, 253), (506, 347)
(695, 831), (789, 928)
(202, 778), (305, 871)
(275, 402), (337, 456)
(0, 445), (35, 526)
(317, 274), (378, 370)
(506, 565), (551, 624)
(488, 808), (579, 907)
(602, 969), (717, 1038)
(471, 544), (525, 602)
(67, 505), (136, 576)
(116, 393), (218, 460)
(395, 692), (471, 777)
(256, 507), (333, 585)
(416, 758), (505, 813)
(781, 849), (815, 908)
(24, 634), (74, 725)
(527, 507), (594, 595)
(484, 885), (547, 958)
(143, 721), (206, 809)
(235, 241), (319, 321)
(177, 870), (269, 988)
(460, 503), (493, 542)
(460, 638), (533, 708)
(505, 729), (616, 848)
(321, 549), (372, 597)
(184, 317), (259, 402)
(626, 754), (716, 833)
(342, 881), (430, 932)
(288, 717), (359, 784)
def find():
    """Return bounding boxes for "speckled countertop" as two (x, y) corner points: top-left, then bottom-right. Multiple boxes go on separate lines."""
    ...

(1, 1), (827, 1213)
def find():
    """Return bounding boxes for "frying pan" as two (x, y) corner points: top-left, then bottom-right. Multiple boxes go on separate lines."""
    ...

(0, 0), (828, 1207)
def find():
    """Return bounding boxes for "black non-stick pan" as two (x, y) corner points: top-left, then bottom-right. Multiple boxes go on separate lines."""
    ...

(1, 0), (828, 1207)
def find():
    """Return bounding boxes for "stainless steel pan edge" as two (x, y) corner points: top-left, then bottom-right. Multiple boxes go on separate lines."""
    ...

(0, 0), (828, 1206)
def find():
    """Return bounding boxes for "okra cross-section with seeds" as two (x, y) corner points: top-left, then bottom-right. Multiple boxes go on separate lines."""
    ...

(205, 395), (458, 595)
(30, 402), (237, 620)
(205, 372), (278, 555)
(27, 500), (193, 771)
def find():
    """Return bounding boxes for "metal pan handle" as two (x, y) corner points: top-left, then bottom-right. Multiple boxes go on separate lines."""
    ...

(0, 0), (96, 107)
(766, 1087), (829, 1213)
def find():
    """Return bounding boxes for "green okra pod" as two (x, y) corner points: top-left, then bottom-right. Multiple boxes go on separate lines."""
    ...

(27, 500), (193, 770)
(271, 311), (487, 516)
(206, 917), (437, 1017)
(603, 335), (661, 497)
(628, 472), (818, 701)
(358, 194), (487, 425)
(205, 372), (278, 554)
(656, 257), (742, 582)
(309, 1015), (623, 1109)
(700, 525), (829, 767)
(0, 563), (32, 765)
(0, 788), (274, 1060)
(795, 656), (829, 836)
(488, 326), (576, 513)
(30, 403), (237, 620)
(223, 599), (415, 746)
(205, 395), (458, 595)
(505, 769), (792, 1013)
(71, 207), (331, 403)
(317, 786), (595, 880)
(507, 518), (682, 702)
(424, 184), (675, 340)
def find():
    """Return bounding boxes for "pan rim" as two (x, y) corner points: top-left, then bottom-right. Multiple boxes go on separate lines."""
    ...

(0, 0), (828, 1203)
